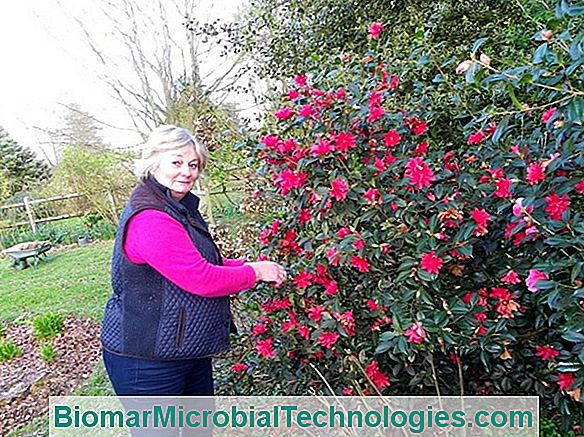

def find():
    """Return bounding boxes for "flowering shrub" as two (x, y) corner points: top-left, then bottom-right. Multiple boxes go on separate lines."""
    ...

(229, 4), (584, 431)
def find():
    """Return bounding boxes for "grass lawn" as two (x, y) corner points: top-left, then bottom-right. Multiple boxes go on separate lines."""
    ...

(0, 240), (113, 324)
(1, 240), (115, 437)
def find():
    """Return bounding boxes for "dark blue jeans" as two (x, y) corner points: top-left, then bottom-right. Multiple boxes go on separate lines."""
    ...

(103, 350), (214, 436)
(103, 349), (215, 396)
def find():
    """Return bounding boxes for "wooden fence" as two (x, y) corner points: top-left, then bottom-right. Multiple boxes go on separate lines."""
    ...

(0, 194), (88, 232)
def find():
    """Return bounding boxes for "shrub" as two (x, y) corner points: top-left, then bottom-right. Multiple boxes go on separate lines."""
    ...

(230, 4), (584, 432)
(0, 339), (23, 362)
(39, 342), (57, 364)
(33, 313), (65, 340)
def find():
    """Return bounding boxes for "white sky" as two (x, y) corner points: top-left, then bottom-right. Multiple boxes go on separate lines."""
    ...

(0, 0), (249, 162)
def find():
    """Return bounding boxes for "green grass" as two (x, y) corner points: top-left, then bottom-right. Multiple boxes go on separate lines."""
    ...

(0, 240), (113, 324)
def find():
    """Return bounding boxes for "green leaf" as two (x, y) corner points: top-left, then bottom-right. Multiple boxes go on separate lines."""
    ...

(492, 117), (509, 144)
(566, 96), (584, 123)
(562, 330), (584, 343)
(471, 37), (488, 55)
(533, 43), (548, 64)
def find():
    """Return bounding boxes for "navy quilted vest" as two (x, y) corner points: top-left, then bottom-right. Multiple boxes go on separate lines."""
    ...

(100, 177), (231, 360)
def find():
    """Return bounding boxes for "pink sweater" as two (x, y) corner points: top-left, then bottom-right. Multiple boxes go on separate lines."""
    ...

(123, 209), (256, 297)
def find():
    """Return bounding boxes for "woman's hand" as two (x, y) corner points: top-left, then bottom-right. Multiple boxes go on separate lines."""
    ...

(246, 261), (287, 286)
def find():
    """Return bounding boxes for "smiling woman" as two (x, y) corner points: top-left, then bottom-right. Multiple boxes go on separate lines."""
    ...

(100, 125), (285, 405)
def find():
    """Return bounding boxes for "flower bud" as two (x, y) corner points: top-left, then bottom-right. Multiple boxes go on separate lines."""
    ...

(553, 120), (565, 129)
(479, 53), (491, 66)
(455, 60), (473, 74)
(541, 30), (553, 41)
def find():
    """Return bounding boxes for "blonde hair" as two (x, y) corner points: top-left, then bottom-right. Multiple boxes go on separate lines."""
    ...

(137, 125), (209, 179)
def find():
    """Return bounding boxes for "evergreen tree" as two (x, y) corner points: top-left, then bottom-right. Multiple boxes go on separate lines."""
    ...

(0, 127), (51, 196)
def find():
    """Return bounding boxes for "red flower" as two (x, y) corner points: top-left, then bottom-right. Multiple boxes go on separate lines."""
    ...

(287, 89), (300, 100)
(407, 118), (428, 135)
(501, 270), (521, 284)
(383, 130), (401, 147)
(390, 75), (399, 89)
(299, 104), (313, 118)
(364, 188), (381, 205)
(298, 325), (310, 340)
(351, 255), (370, 272)
(494, 178), (512, 198)
(415, 142), (429, 155)
(317, 331), (339, 349)
(541, 107), (557, 123)
(545, 193), (570, 220)
(275, 170), (307, 196)
(526, 163), (545, 185)
(298, 208), (311, 225)
(231, 362), (248, 372)
(337, 227), (352, 238)
(526, 269), (549, 293)
(311, 138), (334, 156)
(293, 270), (313, 289)
(367, 299), (379, 311)
(275, 107), (294, 120)
(330, 178), (349, 201)
(342, 387), (354, 396)
(557, 372), (576, 391)
(308, 305), (327, 322)
(324, 279), (339, 296)
(404, 157), (435, 190)
(575, 180), (584, 194)
(404, 321), (427, 344)
(421, 251), (443, 274)
(256, 338), (275, 358)
(252, 323), (267, 336)
(366, 360), (390, 389)
(368, 22), (384, 39)
(334, 131), (356, 152)
(335, 310), (356, 336)
(294, 74), (307, 87)
(467, 131), (484, 144)
(367, 106), (385, 123)
(326, 246), (341, 266)
(471, 208), (490, 236)
(474, 312), (487, 323)
(535, 345), (559, 361)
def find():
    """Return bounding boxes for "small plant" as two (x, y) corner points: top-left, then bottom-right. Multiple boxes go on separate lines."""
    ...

(0, 339), (23, 362)
(39, 342), (57, 364)
(33, 312), (65, 340)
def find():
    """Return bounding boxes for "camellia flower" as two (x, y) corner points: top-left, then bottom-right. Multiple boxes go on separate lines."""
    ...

(541, 107), (557, 123)
(351, 255), (370, 272)
(415, 141), (429, 155)
(383, 130), (401, 147)
(335, 310), (356, 336)
(575, 180), (584, 194)
(275, 107), (294, 120)
(367, 106), (385, 123)
(231, 362), (248, 372)
(535, 345), (559, 361)
(275, 170), (307, 196)
(421, 250), (443, 274)
(368, 22), (384, 39)
(364, 188), (381, 205)
(541, 29), (553, 41)
(366, 360), (390, 389)
(545, 193), (570, 221)
(407, 118), (428, 135)
(317, 331), (339, 349)
(404, 157), (435, 190)
(298, 325), (310, 340)
(294, 74), (307, 87)
(526, 269), (549, 293)
(467, 131), (484, 145)
(456, 60), (473, 74)
(311, 138), (334, 156)
(293, 270), (313, 289)
(500, 270), (521, 284)
(557, 372), (576, 391)
(526, 162), (545, 185)
(479, 53), (491, 66)
(256, 338), (275, 358)
(330, 178), (349, 201)
(471, 208), (490, 236)
(512, 198), (533, 216)
(494, 178), (512, 198)
(334, 131), (356, 152)
(404, 321), (427, 344)
(367, 299), (379, 311)
(299, 104), (313, 118)
(252, 323), (267, 336)
(308, 305), (327, 322)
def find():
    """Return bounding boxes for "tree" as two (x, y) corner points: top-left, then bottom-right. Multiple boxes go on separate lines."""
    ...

(0, 127), (51, 197)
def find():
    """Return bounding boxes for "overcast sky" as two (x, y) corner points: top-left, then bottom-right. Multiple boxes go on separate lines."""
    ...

(0, 0), (248, 162)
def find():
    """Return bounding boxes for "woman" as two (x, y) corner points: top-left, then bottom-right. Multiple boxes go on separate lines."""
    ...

(101, 124), (286, 396)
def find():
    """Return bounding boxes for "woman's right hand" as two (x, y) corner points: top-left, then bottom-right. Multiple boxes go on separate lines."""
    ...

(246, 261), (287, 286)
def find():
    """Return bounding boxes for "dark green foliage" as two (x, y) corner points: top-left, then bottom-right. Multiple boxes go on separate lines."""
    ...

(32, 312), (65, 340)
(0, 127), (50, 196)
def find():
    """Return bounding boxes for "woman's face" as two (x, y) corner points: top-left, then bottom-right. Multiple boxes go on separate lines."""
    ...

(151, 146), (200, 200)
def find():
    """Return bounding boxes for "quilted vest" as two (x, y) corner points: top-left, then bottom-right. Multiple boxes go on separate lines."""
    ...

(100, 177), (231, 360)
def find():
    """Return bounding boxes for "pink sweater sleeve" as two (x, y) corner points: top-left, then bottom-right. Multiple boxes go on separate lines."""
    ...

(124, 209), (256, 297)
